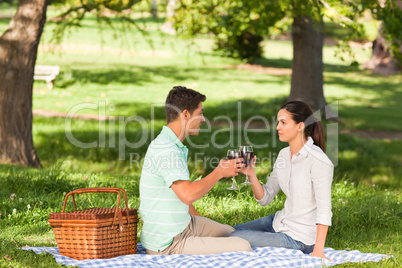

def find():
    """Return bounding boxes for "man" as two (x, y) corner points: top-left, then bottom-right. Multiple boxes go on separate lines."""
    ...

(139, 86), (252, 255)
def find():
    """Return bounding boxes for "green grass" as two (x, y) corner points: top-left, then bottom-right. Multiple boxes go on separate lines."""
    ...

(1, 9), (401, 268)
(0, 169), (400, 267)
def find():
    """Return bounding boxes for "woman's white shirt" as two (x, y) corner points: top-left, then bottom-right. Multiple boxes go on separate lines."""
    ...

(256, 137), (334, 246)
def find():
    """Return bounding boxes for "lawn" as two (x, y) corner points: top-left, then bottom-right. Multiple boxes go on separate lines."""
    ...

(0, 5), (401, 268)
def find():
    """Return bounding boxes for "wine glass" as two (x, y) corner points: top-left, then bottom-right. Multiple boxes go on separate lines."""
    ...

(226, 149), (240, 190)
(239, 145), (254, 185)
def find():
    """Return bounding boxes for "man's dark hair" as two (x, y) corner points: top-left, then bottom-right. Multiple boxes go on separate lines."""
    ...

(165, 86), (206, 123)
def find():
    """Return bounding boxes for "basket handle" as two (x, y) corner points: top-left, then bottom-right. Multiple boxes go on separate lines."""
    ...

(62, 187), (131, 231)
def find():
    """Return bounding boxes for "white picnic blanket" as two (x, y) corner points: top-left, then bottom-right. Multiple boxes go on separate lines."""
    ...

(22, 243), (391, 268)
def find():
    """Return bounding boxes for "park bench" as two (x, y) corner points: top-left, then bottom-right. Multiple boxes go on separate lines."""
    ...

(34, 65), (60, 90)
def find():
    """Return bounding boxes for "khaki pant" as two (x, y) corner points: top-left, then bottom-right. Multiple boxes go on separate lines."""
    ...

(146, 216), (252, 255)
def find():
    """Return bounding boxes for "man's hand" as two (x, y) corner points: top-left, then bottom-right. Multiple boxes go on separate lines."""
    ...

(217, 158), (244, 177)
(170, 158), (243, 205)
(171, 159), (242, 205)
(189, 204), (199, 216)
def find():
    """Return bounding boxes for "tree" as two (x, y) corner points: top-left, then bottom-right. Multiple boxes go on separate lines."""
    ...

(0, 0), (140, 167)
(174, 0), (398, 110)
(0, 0), (48, 168)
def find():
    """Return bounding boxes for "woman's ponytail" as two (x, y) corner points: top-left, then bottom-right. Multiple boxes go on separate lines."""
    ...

(305, 119), (325, 152)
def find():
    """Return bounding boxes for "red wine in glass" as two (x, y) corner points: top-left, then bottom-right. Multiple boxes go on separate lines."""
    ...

(239, 146), (253, 185)
(244, 151), (254, 166)
(226, 150), (240, 190)
(239, 146), (253, 166)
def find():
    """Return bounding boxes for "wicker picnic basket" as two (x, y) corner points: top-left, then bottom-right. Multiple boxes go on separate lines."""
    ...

(49, 187), (138, 260)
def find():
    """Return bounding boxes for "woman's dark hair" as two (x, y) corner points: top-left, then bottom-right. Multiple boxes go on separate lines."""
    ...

(280, 101), (326, 152)
(165, 86), (206, 123)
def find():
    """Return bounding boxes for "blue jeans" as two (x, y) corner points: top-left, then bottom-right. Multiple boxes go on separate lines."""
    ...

(229, 214), (314, 254)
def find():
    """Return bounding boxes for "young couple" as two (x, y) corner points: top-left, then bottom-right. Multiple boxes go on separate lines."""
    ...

(139, 86), (334, 260)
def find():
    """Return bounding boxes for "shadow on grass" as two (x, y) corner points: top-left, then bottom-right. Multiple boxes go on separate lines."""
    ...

(251, 57), (361, 73)
(56, 63), (292, 89)
(252, 58), (292, 69)
(325, 74), (402, 97)
(325, 74), (402, 132)
(0, 164), (85, 198)
(31, 97), (288, 173)
(30, 112), (401, 189)
(336, 135), (402, 188)
(61, 66), (199, 87)
(32, 119), (279, 174)
(0, 163), (140, 217)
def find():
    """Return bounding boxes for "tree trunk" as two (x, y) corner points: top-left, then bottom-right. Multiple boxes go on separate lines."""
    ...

(362, 31), (400, 75)
(289, 15), (326, 111)
(362, 0), (401, 75)
(151, 0), (158, 18)
(0, 0), (48, 168)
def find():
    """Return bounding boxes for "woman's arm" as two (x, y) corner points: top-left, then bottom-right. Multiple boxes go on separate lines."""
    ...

(241, 156), (264, 199)
(241, 156), (280, 206)
(310, 158), (334, 261)
(311, 224), (331, 261)
(248, 173), (265, 200)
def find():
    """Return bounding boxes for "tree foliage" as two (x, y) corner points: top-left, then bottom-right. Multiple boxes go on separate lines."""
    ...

(174, 0), (285, 62)
(323, 0), (401, 67)
(49, 0), (144, 44)
(174, 0), (402, 65)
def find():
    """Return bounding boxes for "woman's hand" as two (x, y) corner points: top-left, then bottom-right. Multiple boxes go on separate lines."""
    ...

(311, 224), (331, 261)
(240, 155), (256, 176)
(311, 249), (332, 261)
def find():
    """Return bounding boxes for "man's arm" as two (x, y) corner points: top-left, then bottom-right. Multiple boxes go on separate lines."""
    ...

(171, 158), (243, 205)
(189, 204), (199, 216)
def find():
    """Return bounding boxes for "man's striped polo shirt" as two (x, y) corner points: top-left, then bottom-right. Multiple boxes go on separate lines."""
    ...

(139, 126), (191, 252)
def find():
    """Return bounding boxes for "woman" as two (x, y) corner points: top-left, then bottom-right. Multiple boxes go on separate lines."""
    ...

(231, 101), (334, 260)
